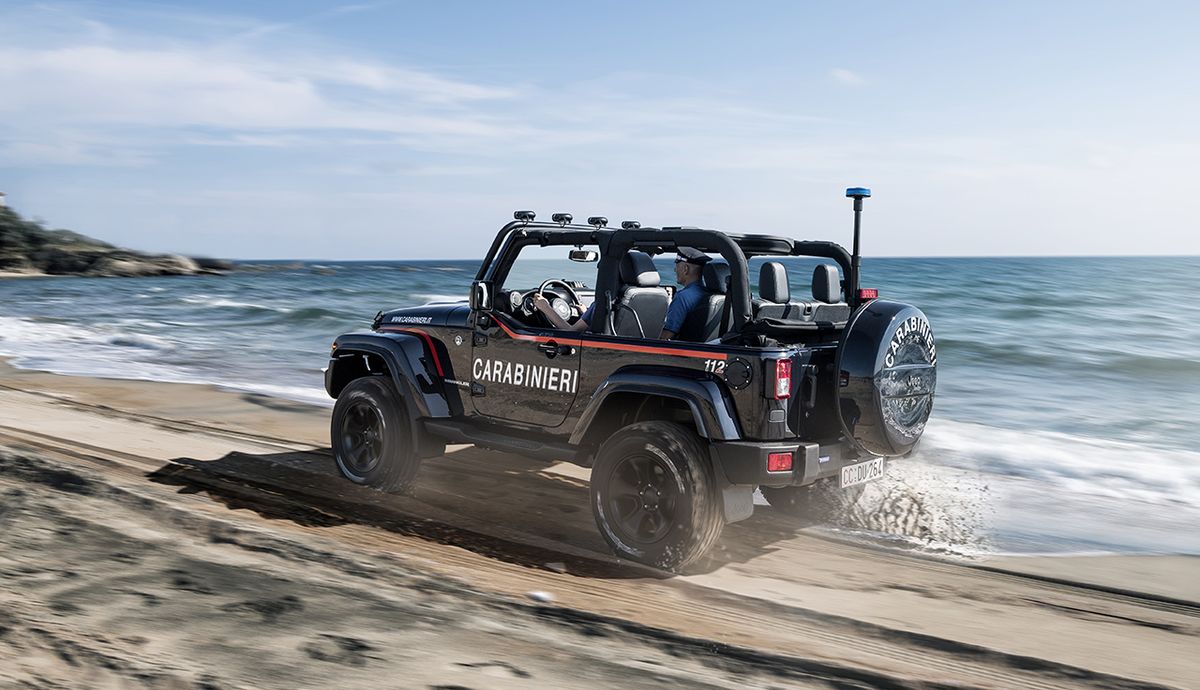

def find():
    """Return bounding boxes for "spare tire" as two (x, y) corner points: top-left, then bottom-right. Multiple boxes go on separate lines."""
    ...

(836, 300), (937, 456)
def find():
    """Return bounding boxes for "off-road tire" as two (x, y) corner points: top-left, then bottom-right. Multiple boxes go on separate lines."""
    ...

(590, 421), (724, 571)
(331, 376), (420, 494)
(761, 479), (864, 522)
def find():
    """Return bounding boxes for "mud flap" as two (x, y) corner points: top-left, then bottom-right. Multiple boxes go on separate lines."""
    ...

(707, 446), (755, 524)
(720, 484), (755, 524)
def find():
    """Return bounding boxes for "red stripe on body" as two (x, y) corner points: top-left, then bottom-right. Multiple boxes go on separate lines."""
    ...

(492, 315), (727, 361)
(379, 327), (446, 376)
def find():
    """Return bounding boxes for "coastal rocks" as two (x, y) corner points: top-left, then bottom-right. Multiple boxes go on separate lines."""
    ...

(192, 257), (235, 273)
(0, 205), (229, 278)
(87, 253), (201, 278)
(29, 247), (208, 277)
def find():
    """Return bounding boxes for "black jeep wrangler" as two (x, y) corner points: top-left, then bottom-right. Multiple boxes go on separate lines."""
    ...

(325, 189), (937, 569)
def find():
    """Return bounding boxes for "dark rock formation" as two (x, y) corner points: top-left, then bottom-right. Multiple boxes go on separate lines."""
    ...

(0, 206), (228, 277)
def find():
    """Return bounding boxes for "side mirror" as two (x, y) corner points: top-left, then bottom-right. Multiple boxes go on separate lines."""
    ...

(569, 249), (599, 262)
(469, 281), (493, 311)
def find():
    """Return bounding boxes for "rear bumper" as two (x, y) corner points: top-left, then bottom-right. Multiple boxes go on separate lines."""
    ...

(710, 439), (863, 488)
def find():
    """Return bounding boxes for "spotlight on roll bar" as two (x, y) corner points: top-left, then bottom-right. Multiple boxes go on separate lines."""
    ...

(587, 216), (608, 228)
(551, 213), (572, 225)
(620, 220), (641, 230)
(513, 210), (535, 222)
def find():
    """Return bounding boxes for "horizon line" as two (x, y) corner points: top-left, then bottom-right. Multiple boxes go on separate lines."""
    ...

(225, 253), (1200, 262)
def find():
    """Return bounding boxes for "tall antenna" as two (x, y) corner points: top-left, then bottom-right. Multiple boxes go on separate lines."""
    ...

(845, 187), (871, 306)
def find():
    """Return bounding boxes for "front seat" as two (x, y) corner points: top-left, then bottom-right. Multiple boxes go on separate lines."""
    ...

(676, 262), (729, 342)
(610, 251), (669, 338)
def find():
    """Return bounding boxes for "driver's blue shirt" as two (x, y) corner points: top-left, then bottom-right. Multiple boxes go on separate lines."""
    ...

(663, 280), (707, 334)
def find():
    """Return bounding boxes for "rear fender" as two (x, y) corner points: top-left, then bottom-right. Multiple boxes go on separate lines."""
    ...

(569, 371), (741, 445)
(326, 332), (451, 419)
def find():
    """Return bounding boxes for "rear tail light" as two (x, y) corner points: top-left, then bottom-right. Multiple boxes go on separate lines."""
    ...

(858, 288), (879, 300)
(774, 359), (792, 399)
(767, 452), (793, 472)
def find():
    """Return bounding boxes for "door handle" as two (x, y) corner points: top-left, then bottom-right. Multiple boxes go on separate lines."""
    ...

(537, 341), (559, 358)
(537, 341), (574, 358)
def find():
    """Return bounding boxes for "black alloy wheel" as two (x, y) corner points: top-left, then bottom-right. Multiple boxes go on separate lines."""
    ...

(590, 421), (724, 571)
(330, 376), (421, 493)
(606, 451), (679, 545)
(339, 401), (385, 476)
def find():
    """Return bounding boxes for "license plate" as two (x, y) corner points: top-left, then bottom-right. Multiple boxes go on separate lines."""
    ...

(840, 458), (884, 488)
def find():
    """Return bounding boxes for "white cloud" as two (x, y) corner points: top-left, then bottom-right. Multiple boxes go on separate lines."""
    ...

(0, 4), (827, 168)
(830, 67), (865, 86)
(0, 45), (517, 133)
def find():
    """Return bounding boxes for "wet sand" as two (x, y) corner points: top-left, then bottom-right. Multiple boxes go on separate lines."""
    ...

(0, 359), (1196, 689)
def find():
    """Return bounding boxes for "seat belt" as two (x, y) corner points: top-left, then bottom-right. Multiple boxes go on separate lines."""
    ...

(605, 290), (617, 335)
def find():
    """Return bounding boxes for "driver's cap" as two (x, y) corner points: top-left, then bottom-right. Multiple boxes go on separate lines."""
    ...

(675, 246), (711, 266)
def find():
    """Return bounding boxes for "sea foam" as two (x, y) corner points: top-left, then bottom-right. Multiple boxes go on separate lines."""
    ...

(917, 418), (1200, 509)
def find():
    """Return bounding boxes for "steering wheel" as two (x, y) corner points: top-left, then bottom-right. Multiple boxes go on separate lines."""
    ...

(522, 279), (582, 325)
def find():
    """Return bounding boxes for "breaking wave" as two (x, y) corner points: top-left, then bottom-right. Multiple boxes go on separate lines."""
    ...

(918, 419), (1200, 509)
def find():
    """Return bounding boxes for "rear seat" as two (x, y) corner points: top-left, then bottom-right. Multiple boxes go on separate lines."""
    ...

(810, 264), (851, 323)
(753, 262), (805, 319)
(752, 261), (850, 325)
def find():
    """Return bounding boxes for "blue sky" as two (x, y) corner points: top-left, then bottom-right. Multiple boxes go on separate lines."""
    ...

(2, 1), (1197, 258)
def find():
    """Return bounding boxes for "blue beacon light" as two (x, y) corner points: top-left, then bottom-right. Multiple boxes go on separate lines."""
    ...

(845, 187), (872, 198)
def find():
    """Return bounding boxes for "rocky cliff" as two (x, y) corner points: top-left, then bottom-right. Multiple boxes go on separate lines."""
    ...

(0, 206), (229, 277)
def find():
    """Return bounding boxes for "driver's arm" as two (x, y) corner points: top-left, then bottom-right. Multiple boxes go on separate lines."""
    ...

(533, 295), (589, 331)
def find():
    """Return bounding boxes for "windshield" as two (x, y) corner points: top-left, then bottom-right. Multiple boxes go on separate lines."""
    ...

(501, 244), (601, 291)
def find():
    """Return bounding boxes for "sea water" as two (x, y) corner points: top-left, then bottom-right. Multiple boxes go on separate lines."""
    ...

(2, 256), (1197, 556)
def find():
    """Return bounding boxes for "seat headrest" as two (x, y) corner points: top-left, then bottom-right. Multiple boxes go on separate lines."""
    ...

(812, 264), (842, 304)
(619, 251), (660, 287)
(701, 262), (730, 294)
(759, 262), (789, 303)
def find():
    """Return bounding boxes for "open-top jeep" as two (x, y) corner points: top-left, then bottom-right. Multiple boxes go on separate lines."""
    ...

(325, 189), (937, 569)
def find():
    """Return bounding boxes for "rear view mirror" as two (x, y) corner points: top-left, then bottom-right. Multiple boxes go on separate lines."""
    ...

(569, 249), (599, 262)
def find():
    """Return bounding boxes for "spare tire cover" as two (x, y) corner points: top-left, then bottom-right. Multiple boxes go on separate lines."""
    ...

(835, 300), (937, 456)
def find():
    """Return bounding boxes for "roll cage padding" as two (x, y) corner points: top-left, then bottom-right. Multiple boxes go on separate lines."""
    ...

(475, 220), (525, 281)
(328, 332), (451, 418)
(473, 221), (857, 333)
(568, 370), (742, 444)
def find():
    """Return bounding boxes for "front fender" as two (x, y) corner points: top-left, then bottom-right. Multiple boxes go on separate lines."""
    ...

(326, 332), (450, 418)
(568, 370), (741, 444)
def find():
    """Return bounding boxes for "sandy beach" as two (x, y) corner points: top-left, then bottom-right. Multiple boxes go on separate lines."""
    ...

(0, 359), (1196, 689)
